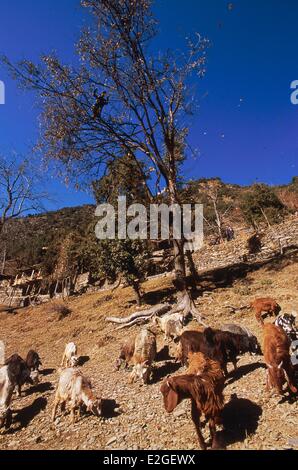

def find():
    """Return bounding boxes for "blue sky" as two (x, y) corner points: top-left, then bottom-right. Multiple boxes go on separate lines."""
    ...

(0, 0), (298, 210)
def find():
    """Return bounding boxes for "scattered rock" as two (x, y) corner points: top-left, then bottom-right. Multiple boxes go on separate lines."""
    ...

(288, 438), (298, 448)
(173, 408), (187, 418)
(106, 436), (117, 446)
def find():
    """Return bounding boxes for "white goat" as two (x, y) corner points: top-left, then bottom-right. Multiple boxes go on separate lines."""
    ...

(153, 312), (184, 341)
(0, 366), (14, 428)
(0, 361), (32, 429)
(52, 367), (101, 423)
(129, 329), (157, 384)
(61, 342), (78, 367)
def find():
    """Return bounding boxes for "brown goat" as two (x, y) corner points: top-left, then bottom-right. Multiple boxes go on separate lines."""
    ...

(251, 298), (281, 324)
(177, 328), (248, 375)
(177, 330), (227, 370)
(160, 374), (225, 450)
(115, 337), (135, 370)
(26, 350), (42, 371)
(186, 352), (225, 387)
(263, 323), (297, 395)
(5, 354), (36, 396)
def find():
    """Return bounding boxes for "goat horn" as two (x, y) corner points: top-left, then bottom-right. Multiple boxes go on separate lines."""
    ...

(278, 361), (283, 369)
(265, 363), (273, 369)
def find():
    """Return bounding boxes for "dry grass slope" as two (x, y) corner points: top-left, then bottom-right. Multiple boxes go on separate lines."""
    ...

(0, 257), (298, 450)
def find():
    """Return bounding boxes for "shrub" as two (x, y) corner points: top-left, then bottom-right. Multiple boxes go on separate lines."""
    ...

(240, 184), (286, 227)
(45, 301), (72, 320)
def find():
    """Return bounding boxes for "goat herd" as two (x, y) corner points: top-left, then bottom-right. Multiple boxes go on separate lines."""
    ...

(1, 297), (298, 450)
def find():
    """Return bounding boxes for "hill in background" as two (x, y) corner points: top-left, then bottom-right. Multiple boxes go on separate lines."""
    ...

(1, 177), (298, 278)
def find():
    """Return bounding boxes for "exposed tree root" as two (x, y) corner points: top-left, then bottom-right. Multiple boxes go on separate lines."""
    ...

(106, 304), (171, 326)
(172, 291), (208, 327)
(106, 291), (208, 329)
(115, 316), (154, 330)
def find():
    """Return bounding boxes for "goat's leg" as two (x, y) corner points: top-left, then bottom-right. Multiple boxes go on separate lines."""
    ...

(283, 363), (298, 394)
(209, 419), (216, 441)
(5, 408), (12, 429)
(191, 400), (206, 450)
(70, 398), (78, 424)
(255, 310), (263, 325)
(60, 353), (65, 367)
(0, 415), (4, 429)
(17, 384), (22, 397)
(129, 370), (135, 384)
(222, 363), (228, 377)
(232, 358), (238, 371)
(265, 369), (271, 392)
(209, 418), (222, 449)
(52, 399), (59, 422)
(70, 405), (76, 424)
(60, 401), (66, 414)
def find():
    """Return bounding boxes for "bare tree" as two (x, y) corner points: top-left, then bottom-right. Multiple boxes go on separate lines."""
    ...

(202, 180), (233, 243)
(205, 185), (224, 242)
(3, 0), (209, 322)
(0, 156), (47, 273)
(0, 156), (47, 232)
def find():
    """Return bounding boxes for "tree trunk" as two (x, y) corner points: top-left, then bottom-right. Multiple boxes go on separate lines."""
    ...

(185, 250), (199, 285)
(213, 200), (223, 242)
(167, 177), (187, 291)
(167, 175), (206, 325)
(131, 280), (142, 306)
(0, 218), (5, 236)
(1, 245), (7, 275)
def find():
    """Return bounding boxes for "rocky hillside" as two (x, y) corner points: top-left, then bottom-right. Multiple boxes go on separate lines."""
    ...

(1, 177), (298, 278)
(193, 214), (298, 272)
(0, 205), (94, 276)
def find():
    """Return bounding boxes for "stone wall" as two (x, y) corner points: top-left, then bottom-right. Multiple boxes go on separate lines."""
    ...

(0, 271), (93, 309)
(74, 272), (90, 293)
